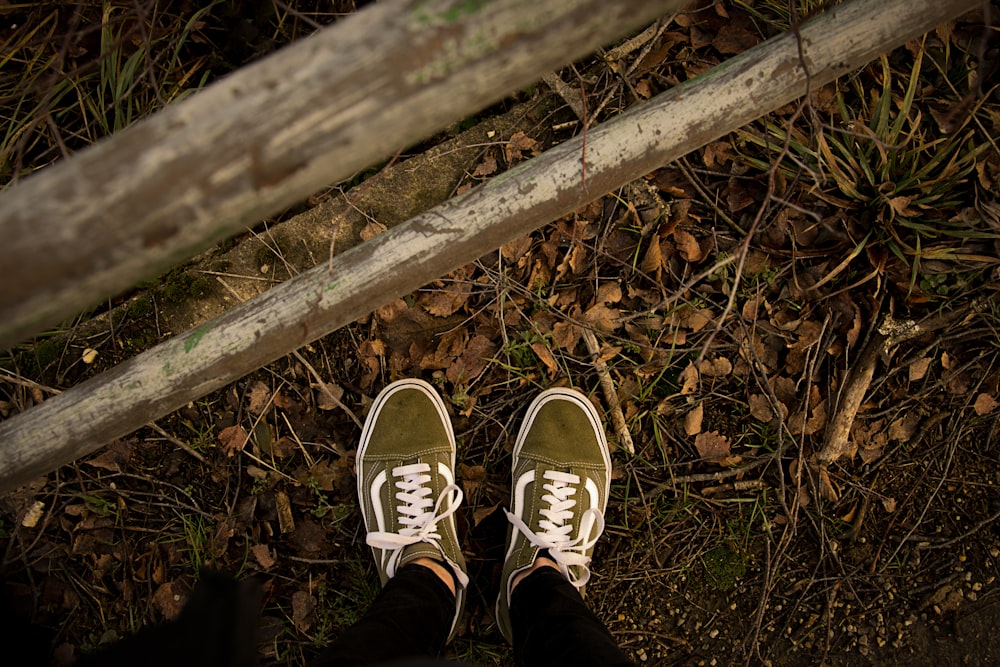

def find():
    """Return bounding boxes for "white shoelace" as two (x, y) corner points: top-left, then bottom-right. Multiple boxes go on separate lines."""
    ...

(366, 462), (468, 586)
(505, 469), (604, 589)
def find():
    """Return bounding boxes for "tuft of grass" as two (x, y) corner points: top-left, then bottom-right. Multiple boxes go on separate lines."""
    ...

(0, 1), (350, 187)
(175, 512), (211, 575)
(1, 2), (218, 185)
(736, 0), (844, 30)
(735, 41), (1000, 295)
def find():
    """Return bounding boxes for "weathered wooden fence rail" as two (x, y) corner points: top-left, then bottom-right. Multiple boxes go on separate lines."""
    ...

(0, 0), (979, 492)
(0, 0), (686, 350)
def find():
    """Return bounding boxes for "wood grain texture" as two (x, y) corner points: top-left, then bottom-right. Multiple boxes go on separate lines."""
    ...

(0, 0), (684, 349)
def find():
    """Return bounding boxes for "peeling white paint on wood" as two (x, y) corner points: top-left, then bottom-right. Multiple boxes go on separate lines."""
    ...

(0, 0), (683, 349)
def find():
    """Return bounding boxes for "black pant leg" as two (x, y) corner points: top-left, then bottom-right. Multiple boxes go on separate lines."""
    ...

(510, 568), (634, 667)
(74, 570), (262, 667)
(310, 564), (455, 667)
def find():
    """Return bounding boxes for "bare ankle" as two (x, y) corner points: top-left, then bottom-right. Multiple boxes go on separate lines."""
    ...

(511, 555), (559, 592)
(411, 556), (457, 595)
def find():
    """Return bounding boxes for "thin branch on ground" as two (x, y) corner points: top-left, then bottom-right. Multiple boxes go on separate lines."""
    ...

(582, 328), (635, 454)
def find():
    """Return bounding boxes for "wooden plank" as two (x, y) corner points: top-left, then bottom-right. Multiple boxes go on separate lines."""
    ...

(0, 0), (979, 492)
(0, 0), (684, 350)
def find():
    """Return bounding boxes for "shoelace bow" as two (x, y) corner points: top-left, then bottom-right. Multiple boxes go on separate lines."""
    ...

(505, 469), (604, 589)
(366, 462), (468, 587)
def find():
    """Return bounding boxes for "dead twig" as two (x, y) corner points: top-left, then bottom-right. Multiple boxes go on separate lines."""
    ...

(542, 71), (587, 120)
(637, 455), (775, 502)
(291, 349), (363, 429)
(816, 299), (993, 468)
(147, 422), (207, 464)
(916, 507), (1000, 550)
(582, 328), (635, 454)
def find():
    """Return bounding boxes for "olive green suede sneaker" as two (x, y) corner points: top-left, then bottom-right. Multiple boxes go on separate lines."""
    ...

(495, 387), (611, 643)
(357, 379), (469, 640)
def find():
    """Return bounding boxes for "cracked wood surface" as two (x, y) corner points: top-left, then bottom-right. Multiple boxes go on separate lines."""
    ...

(0, 0), (683, 350)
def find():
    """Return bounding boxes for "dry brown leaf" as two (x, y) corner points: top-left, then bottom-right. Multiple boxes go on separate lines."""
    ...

(501, 236), (532, 262)
(152, 581), (189, 621)
(265, 436), (297, 459)
(748, 394), (774, 422)
(818, 466), (840, 501)
(582, 303), (620, 333)
(595, 282), (623, 305)
(640, 237), (664, 276)
(421, 285), (469, 317)
(699, 357), (732, 378)
(360, 220), (388, 241)
(552, 321), (582, 352)
(887, 195), (913, 216)
(315, 382), (345, 410)
(680, 361), (700, 395)
(276, 490), (296, 534)
(791, 320), (823, 349)
(273, 390), (298, 411)
(702, 141), (733, 169)
(888, 413), (920, 442)
(846, 305), (863, 348)
(84, 449), (123, 472)
(726, 181), (756, 213)
(974, 392), (999, 415)
(741, 296), (767, 321)
(375, 298), (407, 324)
(420, 329), (465, 371)
(854, 419), (887, 464)
(684, 403), (704, 436)
(947, 371), (971, 396)
(556, 243), (588, 281)
(505, 131), (540, 162)
(459, 463), (486, 498)
(362, 338), (387, 357)
(686, 308), (714, 332)
(251, 544), (276, 570)
(218, 425), (249, 457)
(788, 400), (827, 436)
(531, 341), (559, 376)
(594, 344), (621, 364)
(771, 376), (797, 408)
(694, 430), (731, 460)
(247, 381), (272, 415)
(712, 23), (759, 54)
(739, 334), (765, 365)
(301, 460), (349, 492)
(796, 484), (812, 508)
(666, 327), (687, 346)
(446, 334), (497, 384)
(674, 229), (703, 262)
(941, 351), (955, 370)
(292, 590), (316, 632)
(472, 154), (497, 177)
(858, 436), (886, 465)
(909, 357), (933, 382)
